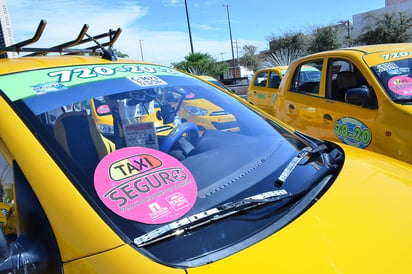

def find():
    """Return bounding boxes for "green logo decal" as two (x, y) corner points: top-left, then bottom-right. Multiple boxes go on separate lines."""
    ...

(334, 117), (372, 148)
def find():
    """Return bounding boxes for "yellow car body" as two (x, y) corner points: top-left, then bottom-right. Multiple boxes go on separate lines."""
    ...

(274, 43), (412, 164)
(1, 24), (412, 273)
(247, 66), (288, 115)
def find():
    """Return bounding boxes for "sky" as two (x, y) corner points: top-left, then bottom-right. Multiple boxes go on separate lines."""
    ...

(7, 0), (385, 66)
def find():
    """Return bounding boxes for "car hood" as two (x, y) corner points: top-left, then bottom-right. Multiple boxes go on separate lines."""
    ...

(187, 145), (412, 274)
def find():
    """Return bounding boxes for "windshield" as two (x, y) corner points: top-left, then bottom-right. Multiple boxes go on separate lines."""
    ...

(2, 62), (342, 267)
(371, 57), (412, 103)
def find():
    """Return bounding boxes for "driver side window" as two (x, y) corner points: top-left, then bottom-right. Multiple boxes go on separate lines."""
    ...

(327, 59), (377, 108)
(290, 60), (323, 95)
(254, 71), (268, 87)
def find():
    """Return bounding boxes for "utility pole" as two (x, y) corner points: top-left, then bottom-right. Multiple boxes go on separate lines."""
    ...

(185, 0), (194, 54)
(139, 40), (144, 61)
(234, 40), (241, 66)
(223, 4), (236, 79)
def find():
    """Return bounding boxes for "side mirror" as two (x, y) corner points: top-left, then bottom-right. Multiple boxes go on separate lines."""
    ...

(345, 86), (370, 107)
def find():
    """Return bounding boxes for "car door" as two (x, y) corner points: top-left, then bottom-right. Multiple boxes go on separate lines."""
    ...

(248, 70), (270, 113)
(275, 60), (324, 138)
(248, 69), (283, 115)
(317, 58), (378, 150)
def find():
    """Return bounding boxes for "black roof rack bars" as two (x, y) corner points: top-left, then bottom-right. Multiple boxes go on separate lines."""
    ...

(0, 20), (47, 52)
(23, 23), (90, 57)
(0, 20), (122, 61)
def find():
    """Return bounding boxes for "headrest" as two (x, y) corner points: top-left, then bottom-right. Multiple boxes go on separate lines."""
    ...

(337, 71), (357, 89)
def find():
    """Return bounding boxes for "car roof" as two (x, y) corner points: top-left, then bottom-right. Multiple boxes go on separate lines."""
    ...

(288, 43), (412, 69)
(255, 66), (289, 74)
(339, 43), (412, 54)
(302, 43), (412, 59)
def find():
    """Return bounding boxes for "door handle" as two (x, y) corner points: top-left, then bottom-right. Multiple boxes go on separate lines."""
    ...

(323, 114), (332, 121)
(288, 104), (295, 110)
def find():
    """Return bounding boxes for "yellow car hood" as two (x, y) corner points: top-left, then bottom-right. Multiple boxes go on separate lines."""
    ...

(188, 145), (412, 273)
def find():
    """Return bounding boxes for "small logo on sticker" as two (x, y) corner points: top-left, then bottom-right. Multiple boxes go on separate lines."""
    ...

(32, 82), (67, 94)
(109, 154), (162, 181)
(128, 75), (167, 87)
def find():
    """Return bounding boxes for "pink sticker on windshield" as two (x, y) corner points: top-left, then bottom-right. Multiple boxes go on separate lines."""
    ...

(94, 147), (197, 224)
(185, 92), (195, 99)
(388, 76), (412, 96)
(96, 104), (111, 115)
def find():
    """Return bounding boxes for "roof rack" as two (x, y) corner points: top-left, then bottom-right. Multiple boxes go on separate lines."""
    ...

(0, 20), (122, 61)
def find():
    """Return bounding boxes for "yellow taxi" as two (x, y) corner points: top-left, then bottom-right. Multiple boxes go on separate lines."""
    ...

(247, 66), (288, 115)
(1, 22), (412, 273)
(274, 43), (412, 164)
(198, 75), (235, 93)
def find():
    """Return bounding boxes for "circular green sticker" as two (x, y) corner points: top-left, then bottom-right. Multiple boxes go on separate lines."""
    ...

(334, 117), (371, 148)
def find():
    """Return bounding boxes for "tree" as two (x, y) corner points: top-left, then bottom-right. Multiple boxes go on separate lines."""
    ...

(265, 30), (309, 67)
(171, 52), (227, 77)
(267, 30), (308, 53)
(239, 44), (261, 72)
(307, 26), (340, 54)
(264, 48), (304, 67)
(112, 48), (129, 58)
(357, 11), (412, 45)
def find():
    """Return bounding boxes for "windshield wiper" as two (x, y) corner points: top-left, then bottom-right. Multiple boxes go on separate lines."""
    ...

(134, 143), (335, 248)
(134, 189), (295, 247)
(276, 144), (328, 186)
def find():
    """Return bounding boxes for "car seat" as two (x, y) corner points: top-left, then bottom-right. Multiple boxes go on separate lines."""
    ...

(53, 111), (109, 174)
(335, 71), (358, 101)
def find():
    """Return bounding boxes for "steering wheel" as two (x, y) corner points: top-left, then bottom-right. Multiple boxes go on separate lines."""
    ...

(160, 122), (199, 153)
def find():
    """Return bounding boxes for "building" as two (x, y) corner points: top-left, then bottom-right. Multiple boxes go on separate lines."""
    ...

(352, 0), (412, 38)
(0, 0), (15, 58)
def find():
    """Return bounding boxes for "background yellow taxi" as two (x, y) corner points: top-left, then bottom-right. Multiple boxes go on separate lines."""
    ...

(247, 66), (288, 115)
(274, 43), (412, 164)
(198, 75), (235, 93)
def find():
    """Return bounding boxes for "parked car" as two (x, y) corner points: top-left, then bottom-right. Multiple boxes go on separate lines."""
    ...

(198, 75), (236, 93)
(1, 22), (412, 273)
(247, 66), (288, 115)
(273, 43), (412, 164)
